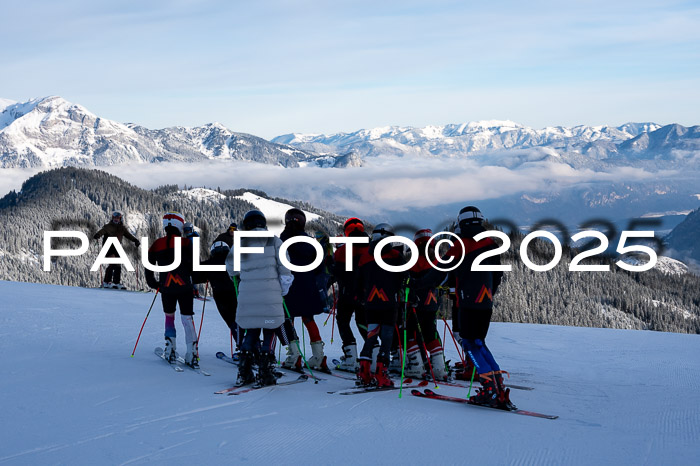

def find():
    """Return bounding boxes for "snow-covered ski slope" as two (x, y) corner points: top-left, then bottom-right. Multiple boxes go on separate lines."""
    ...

(1, 280), (698, 465)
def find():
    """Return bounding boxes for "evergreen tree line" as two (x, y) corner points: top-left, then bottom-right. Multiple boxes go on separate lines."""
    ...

(0, 168), (343, 291)
(1, 167), (698, 334)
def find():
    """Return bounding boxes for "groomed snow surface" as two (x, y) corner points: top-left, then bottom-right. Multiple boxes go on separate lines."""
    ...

(1, 280), (699, 465)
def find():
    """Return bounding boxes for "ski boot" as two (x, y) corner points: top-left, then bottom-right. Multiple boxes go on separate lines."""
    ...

(454, 359), (479, 381)
(468, 374), (499, 407)
(235, 351), (256, 387)
(370, 344), (380, 373)
(163, 337), (177, 363)
(184, 341), (200, 369)
(494, 372), (517, 410)
(388, 350), (402, 374)
(307, 341), (331, 373)
(112, 283), (125, 290)
(469, 373), (507, 408)
(281, 341), (302, 371)
(336, 343), (358, 373)
(404, 346), (426, 379)
(374, 361), (394, 388)
(255, 351), (277, 387)
(102, 281), (112, 289)
(356, 358), (373, 386)
(429, 350), (448, 381)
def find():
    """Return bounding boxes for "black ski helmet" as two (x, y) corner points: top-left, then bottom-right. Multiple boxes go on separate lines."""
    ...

(210, 240), (230, 256)
(371, 223), (395, 242)
(284, 208), (306, 230)
(458, 206), (484, 230)
(243, 210), (266, 230)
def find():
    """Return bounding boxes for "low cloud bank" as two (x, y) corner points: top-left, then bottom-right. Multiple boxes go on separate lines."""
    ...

(0, 152), (680, 220)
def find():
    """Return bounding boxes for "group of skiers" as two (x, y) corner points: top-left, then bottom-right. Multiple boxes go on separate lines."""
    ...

(95, 203), (515, 410)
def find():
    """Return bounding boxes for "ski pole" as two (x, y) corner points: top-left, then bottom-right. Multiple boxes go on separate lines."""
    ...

(278, 338), (282, 365)
(394, 325), (403, 356)
(411, 307), (439, 388)
(197, 282), (208, 341)
(323, 285), (337, 325)
(330, 285), (337, 344)
(399, 279), (409, 398)
(467, 366), (476, 398)
(283, 299), (318, 383)
(442, 317), (466, 365)
(131, 289), (159, 357)
(196, 282), (208, 359)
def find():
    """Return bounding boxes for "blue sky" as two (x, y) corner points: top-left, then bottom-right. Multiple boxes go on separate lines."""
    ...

(2, 0), (699, 138)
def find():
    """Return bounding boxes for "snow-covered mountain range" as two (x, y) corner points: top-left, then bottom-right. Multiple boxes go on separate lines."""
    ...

(0, 96), (329, 168)
(273, 120), (700, 169)
(2, 96), (699, 171)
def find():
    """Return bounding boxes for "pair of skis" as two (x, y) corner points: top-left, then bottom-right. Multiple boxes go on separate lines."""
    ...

(217, 351), (356, 382)
(411, 388), (558, 419)
(327, 378), (429, 395)
(216, 374), (310, 395)
(154, 347), (210, 376)
(214, 351), (312, 394)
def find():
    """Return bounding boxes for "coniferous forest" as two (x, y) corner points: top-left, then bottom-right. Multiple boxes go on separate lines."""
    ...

(1, 167), (698, 334)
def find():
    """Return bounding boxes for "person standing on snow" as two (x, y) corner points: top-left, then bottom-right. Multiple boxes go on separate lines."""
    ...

(214, 222), (237, 248)
(226, 210), (294, 387)
(415, 206), (512, 409)
(93, 211), (140, 289)
(279, 208), (330, 372)
(403, 229), (448, 381)
(314, 230), (335, 314)
(333, 217), (370, 373)
(193, 240), (242, 354)
(356, 223), (407, 387)
(144, 212), (199, 368)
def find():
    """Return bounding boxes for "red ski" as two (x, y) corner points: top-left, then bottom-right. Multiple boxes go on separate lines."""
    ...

(411, 389), (558, 420)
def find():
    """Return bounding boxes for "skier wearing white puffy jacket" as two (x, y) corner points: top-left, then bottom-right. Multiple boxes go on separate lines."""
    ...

(226, 210), (294, 387)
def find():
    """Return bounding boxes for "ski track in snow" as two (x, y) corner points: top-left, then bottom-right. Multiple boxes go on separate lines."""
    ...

(0, 280), (699, 465)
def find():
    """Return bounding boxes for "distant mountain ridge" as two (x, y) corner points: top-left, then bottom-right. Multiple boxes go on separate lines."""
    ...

(2, 95), (699, 171)
(0, 96), (332, 168)
(273, 120), (700, 168)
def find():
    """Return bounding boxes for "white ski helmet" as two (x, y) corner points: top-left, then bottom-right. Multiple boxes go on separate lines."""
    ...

(163, 212), (185, 234)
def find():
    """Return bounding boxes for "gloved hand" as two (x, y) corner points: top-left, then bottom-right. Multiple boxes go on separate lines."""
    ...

(134, 240), (141, 247)
(407, 290), (420, 307)
(146, 276), (159, 290)
(93, 234), (100, 240)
